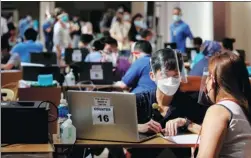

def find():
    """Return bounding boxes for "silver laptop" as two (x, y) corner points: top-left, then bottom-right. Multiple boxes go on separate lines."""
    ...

(67, 90), (156, 142)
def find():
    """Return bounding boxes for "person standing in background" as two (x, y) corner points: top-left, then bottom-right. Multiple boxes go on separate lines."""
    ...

(170, 7), (193, 53)
(53, 10), (72, 60)
(128, 13), (146, 43)
(110, 9), (131, 51)
(71, 15), (82, 48)
(18, 15), (33, 40)
(43, 13), (55, 52)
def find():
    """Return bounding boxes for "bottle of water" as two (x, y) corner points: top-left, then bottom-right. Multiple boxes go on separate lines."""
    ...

(61, 114), (76, 144)
(57, 93), (69, 139)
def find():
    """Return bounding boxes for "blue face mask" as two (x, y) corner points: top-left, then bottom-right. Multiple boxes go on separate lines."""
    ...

(134, 20), (146, 29)
(61, 15), (69, 23)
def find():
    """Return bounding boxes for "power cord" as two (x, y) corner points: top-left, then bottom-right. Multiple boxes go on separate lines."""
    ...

(67, 140), (77, 158)
(38, 100), (58, 123)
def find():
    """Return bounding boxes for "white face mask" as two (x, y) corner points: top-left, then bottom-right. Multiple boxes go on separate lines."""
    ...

(123, 14), (130, 21)
(172, 15), (181, 22)
(156, 77), (180, 96)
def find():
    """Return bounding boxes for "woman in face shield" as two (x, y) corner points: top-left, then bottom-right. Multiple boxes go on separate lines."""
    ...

(129, 48), (208, 158)
(168, 52), (251, 157)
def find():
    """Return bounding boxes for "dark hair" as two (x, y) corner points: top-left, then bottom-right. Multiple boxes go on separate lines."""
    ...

(140, 29), (152, 39)
(193, 37), (203, 46)
(134, 40), (152, 55)
(103, 31), (111, 38)
(24, 28), (38, 41)
(104, 37), (118, 47)
(128, 13), (143, 42)
(92, 39), (105, 51)
(209, 52), (251, 123)
(151, 48), (183, 73)
(81, 34), (93, 44)
(7, 23), (16, 31)
(222, 37), (236, 51)
(174, 7), (182, 12)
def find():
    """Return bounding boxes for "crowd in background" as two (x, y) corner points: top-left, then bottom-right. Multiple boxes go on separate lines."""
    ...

(1, 5), (248, 79)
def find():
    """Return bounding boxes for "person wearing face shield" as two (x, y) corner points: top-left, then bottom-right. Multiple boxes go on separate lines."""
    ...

(114, 40), (156, 93)
(171, 52), (251, 157)
(127, 48), (208, 158)
(170, 7), (193, 54)
(53, 11), (72, 60)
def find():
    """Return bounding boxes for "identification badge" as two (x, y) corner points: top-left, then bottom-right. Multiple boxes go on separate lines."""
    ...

(92, 106), (114, 125)
(72, 50), (82, 62)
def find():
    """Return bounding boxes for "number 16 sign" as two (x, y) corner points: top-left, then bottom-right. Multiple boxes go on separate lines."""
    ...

(92, 106), (114, 125)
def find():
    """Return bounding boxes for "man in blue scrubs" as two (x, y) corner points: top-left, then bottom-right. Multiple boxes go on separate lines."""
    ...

(170, 7), (193, 53)
(114, 40), (156, 93)
(10, 28), (43, 63)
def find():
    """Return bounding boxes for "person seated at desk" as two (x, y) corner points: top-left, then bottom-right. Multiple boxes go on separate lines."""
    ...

(114, 40), (156, 93)
(193, 37), (203, 52)
(221, 37), (239, 56)
(189, 40), (221, 76)
(10, 28), (43, 63)
(167, 52), (251, 157)
(1, 33), (21, 70)
(102, 36), (119, 67)
(84, 39), (105, 62)
(128, 48), (208, 158)
(79, 34), (94, 50)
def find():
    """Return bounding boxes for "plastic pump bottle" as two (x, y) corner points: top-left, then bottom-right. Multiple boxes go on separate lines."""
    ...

(57, 93), (69, 138)
(60, 113), (76, 144)
(64, 69), (75, 86)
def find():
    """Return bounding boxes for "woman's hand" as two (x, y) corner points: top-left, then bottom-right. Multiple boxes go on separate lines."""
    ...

(165, 118), (187, 136)
(138, 119), (162, 134)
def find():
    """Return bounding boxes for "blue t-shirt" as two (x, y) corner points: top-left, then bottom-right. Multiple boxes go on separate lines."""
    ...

(122, 55), (156, 93)
(191, 52), (204, 69)
(85, 51), (103, 62)
(170, 20), (193, 53)
(10, 40), (43, 63)
(189, 57), (208, 76)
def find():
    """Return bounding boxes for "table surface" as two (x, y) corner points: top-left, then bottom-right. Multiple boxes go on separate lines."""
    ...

(1, 143), (54, 153)
(53, 134), (196, 148)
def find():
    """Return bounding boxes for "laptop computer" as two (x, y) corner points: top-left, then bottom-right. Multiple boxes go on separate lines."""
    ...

(67, 91), (156, 142)
(64, 48), (89, 65)
(30, 52), (57, 65)
(22, 66), (61, 82)
(79, 62), (113, 85)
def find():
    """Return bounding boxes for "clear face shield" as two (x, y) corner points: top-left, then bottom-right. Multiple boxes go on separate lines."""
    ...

(151, 50), (187, 96)
(197, 67), (213, 106)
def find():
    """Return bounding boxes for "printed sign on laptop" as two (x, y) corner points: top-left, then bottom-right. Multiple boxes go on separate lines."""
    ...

(72, 50), (82, 62)
(94, 97), (110, 106)
(92, 106), (114, 125)
(90, 65), (103, 80)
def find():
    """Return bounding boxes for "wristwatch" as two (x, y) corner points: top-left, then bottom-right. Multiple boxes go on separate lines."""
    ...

(183, 118), (192, 130)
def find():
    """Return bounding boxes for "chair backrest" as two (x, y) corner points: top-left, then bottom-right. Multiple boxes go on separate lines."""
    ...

(2, 82), (19, 101)
(1, 88), (15, 101)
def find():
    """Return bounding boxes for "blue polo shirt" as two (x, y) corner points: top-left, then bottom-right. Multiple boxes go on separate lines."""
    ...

(10, 40), (43, 63)
(170, 20), (193, 53)
(122, 55), (156, 93)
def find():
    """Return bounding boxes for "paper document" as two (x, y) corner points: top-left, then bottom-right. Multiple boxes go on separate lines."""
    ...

(21, 62), (45, 67)
(161, 134), (200, 144)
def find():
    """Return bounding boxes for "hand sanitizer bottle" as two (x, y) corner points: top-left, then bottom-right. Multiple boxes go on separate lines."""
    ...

(57, 93), (69, 139)
(64, 69), (75, 86)
(61, 114), (76, 144)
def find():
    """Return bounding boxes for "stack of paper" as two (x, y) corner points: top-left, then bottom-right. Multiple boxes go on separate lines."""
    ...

(161, 134), (200, 144)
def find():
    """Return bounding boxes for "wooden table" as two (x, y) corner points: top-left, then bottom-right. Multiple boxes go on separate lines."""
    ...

(1, 143), (54, 154)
